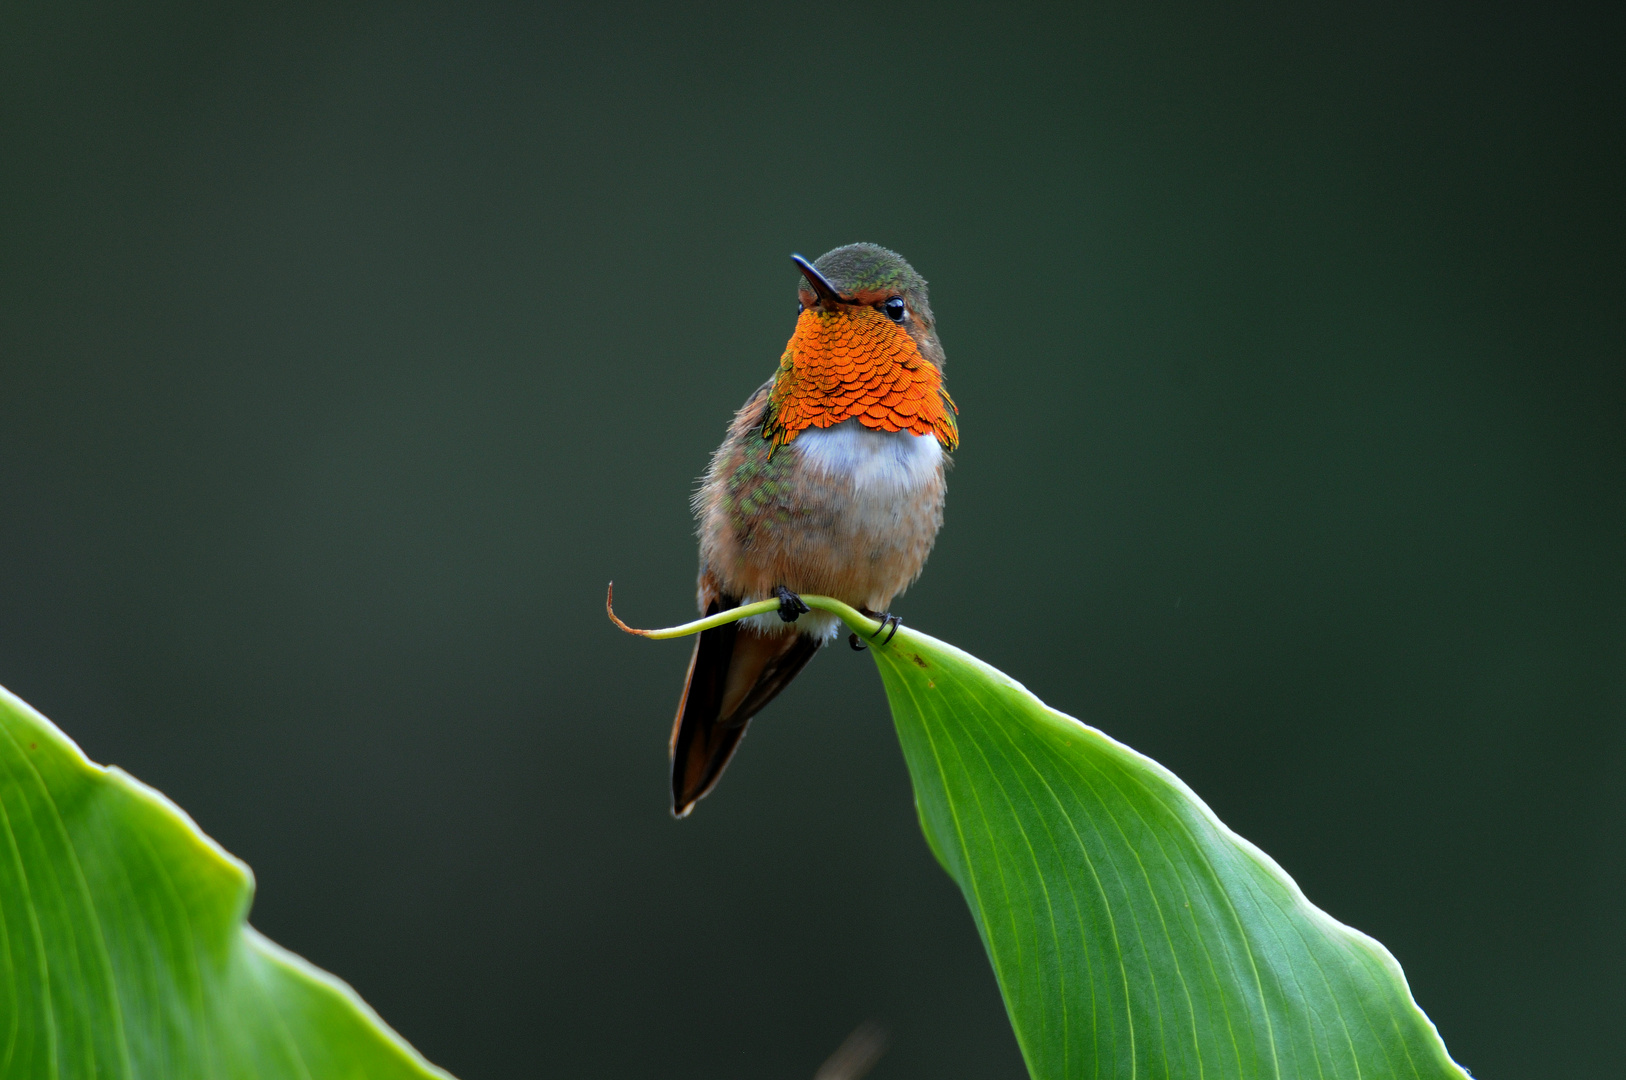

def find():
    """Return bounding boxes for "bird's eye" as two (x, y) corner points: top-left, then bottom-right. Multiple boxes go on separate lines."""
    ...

(797, 302), (805, 315)
(883, 297), (907, 322)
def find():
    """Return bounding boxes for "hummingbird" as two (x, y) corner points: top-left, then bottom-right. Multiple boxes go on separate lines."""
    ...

(670, 243), (958, 817)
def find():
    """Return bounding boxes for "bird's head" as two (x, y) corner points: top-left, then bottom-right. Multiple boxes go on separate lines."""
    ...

(793, 243), (942, 369)
(765, 244), (957, 452)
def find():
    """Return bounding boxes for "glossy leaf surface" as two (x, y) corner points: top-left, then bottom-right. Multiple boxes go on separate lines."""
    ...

(0, 685), (451, 1080)
(863, 621), (1467, 1080)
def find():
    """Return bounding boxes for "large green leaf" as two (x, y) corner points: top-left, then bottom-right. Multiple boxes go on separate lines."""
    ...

(864, 620), (1467, 1080)
(615, 592), (1469, 1080)
(0, 685), (452, 1080)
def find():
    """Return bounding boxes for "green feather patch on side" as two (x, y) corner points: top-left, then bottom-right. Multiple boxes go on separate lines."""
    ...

(722, 431), (797, 539)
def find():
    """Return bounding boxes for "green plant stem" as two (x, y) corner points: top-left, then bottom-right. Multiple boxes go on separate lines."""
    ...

(605, 584), (882, 640)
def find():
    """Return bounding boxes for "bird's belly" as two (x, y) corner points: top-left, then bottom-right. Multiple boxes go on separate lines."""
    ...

(791, 421), (944, 540)
(736, 421), (943, 628)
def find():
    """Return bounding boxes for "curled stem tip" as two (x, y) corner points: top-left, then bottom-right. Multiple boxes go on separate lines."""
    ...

(604, 582), (650, 637)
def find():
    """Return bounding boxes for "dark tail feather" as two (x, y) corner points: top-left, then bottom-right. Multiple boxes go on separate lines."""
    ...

(669, 613), (743, 817)
(669, 599), (820, 817)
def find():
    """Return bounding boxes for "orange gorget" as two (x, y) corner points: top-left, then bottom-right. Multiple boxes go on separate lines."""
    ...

(761, 306), (959, 453)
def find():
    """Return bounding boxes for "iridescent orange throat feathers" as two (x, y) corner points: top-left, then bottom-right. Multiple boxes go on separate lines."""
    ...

(761, 306), (959, 452)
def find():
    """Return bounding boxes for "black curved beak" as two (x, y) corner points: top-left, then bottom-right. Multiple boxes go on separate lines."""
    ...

(792, 253), (845, 309)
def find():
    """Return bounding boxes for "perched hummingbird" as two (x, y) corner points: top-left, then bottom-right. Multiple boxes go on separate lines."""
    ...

(671, 243), (958, 817)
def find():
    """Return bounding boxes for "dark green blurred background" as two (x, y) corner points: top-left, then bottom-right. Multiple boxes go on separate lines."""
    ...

(3, 2), (1621, 1076)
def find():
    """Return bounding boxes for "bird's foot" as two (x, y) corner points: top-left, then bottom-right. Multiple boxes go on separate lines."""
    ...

(775, 585), (810, 623)
(858, 609), (903, 647)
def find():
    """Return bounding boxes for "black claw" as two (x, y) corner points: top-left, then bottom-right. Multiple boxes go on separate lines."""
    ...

(775, 585), (810, 623)
(848, 632), (868, 651)
(867, 613), (903, 646)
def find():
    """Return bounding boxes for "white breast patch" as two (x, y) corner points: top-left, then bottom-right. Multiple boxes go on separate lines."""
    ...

(792, 419), (943, 496)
